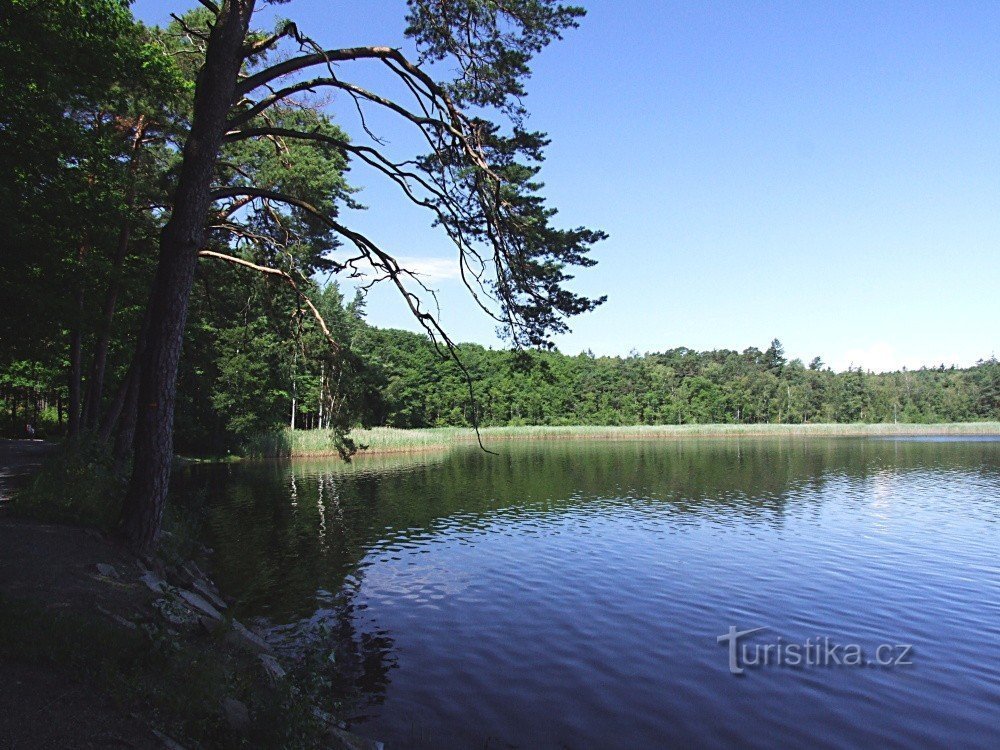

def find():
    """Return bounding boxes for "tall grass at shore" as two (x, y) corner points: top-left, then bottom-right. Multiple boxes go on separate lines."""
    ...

(247, 422), (1000, 458)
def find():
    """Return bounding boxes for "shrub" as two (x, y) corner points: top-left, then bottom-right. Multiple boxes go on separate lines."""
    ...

(11, 439), (125, 529)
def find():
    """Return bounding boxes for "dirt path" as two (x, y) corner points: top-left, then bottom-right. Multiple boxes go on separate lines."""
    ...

(0, 441), (164, 749)
(0, 439), (55, 503)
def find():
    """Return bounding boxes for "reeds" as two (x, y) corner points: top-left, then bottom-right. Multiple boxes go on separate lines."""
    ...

(248, 422), (1000, 457)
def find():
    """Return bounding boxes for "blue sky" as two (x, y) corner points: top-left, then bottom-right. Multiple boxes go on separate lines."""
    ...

(134, 0), (1000, 371)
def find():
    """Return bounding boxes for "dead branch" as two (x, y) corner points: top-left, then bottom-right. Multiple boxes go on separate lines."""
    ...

(198, 249), (342, 354)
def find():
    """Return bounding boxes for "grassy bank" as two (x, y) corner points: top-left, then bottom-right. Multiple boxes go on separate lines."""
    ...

(249, 422), (1000, 458)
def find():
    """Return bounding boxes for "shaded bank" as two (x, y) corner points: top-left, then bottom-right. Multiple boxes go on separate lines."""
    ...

(247, 422), (1000, 458)
(0, 442), (382, 749)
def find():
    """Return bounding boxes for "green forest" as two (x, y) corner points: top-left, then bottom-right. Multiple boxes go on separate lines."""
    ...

(6, 264), (1000, 452)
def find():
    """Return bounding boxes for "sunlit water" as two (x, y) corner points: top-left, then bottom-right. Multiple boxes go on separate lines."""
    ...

(174, 438), (1000, 748)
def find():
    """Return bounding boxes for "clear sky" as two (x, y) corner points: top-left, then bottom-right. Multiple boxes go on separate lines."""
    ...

(134, 0), (1000, 372)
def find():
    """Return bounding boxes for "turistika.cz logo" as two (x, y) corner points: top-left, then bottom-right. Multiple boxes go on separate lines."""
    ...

(717, 626), (914, 675)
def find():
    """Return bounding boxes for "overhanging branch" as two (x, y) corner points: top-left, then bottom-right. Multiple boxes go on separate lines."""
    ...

(208, 185), (496, 452)
(198, 249), (342, 354)
(237, 46), (399, 97)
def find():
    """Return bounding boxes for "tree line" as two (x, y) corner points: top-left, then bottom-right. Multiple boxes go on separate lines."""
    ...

(352, 333), (1000, 430)
(7, 270), (998, 451)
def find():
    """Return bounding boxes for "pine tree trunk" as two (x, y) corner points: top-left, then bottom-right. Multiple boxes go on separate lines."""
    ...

(119, 1), (255, 555)
(99, 363), (133, 444)
(99, 309), (150, 446)
(290, 348), (298, 430)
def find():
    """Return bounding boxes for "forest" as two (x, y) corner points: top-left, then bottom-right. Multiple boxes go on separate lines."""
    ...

(6, 265), (999, 453)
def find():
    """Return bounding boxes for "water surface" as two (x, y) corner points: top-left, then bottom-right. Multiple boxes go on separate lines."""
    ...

(175, 438), (999, 748)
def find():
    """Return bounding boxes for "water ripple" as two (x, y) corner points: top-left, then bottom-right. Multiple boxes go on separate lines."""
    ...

(174, 438), (1000, 748)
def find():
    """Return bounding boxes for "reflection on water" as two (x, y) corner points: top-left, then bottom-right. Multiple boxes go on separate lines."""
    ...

(173, 438), (1000, 748)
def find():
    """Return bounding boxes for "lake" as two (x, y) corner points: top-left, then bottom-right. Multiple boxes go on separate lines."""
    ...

(174, 437), (999, 748)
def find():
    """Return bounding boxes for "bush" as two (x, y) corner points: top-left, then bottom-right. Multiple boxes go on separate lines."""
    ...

(11, 439), (125, 529)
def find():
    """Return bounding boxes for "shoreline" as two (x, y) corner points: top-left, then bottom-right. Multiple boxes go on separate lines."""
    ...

(0, 442), (381, 749)
(254, 422), (1000, 459)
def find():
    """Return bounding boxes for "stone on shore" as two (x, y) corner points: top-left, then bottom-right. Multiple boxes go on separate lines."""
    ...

(175, 587), (223, 621)
(140, 570), (168, 594)
(152, 597), (200, 628)
(327, 726), (384, 750)
(225, 619), (274, 654)
(191, 578), (228, 611)
(220, 697), (250, 733)
(94, 562), (120, 579)
(258, 653), (286, 684)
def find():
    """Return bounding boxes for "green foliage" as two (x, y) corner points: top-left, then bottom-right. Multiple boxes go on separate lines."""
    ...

(405, 0), (587, 115)
(211, 321), (291, 437)
(0, 0), (184, 439)
(343, 329), (1000, 430)
(11, 441), (125, 528)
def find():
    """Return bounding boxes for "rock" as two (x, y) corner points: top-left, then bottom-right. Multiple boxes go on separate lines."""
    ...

(114, 615), (138, 631)
(220, 697), (250, 734)
(96, 604), (137, 631)
(151, 729), (187, 749)
(199, 615), (225, 635)
(191, 578), (227, 611)
(327, 726), (383, 750)
(258, 653), (286, 684)
(175, 588), (223, 621)
(248, 615), (272, 632)
(181, 559), (207, 583)
(313, 707), (334, 725)
(225, 619), (274, 654)
(140, 570), (168, 594)
(313, 709), (382, 750)
(152, 598), (199, 628)
(95, 562), (120, 579)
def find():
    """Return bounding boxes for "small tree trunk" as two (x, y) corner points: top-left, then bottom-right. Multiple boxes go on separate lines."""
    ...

(99, 365), (133, 444)
(120, 0), (255, 555)
(66, 243), (88, 440)
(113, 365), (141, 473)
(290, 348), (297, 430)
(99, 285), (151, 446)
(83, 117), (147, 429)
(318, 362), (324, 428)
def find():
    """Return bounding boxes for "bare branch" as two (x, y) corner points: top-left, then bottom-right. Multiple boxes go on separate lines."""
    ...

(196, 0), (220, 15)
(208, 185), (495, 451)
(198, 249), (342, 354)
(171, 13), (210, 42)
(221, 125), (504, 322)
(237, 46), (399, 97)
(244, 21), (299, 58)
